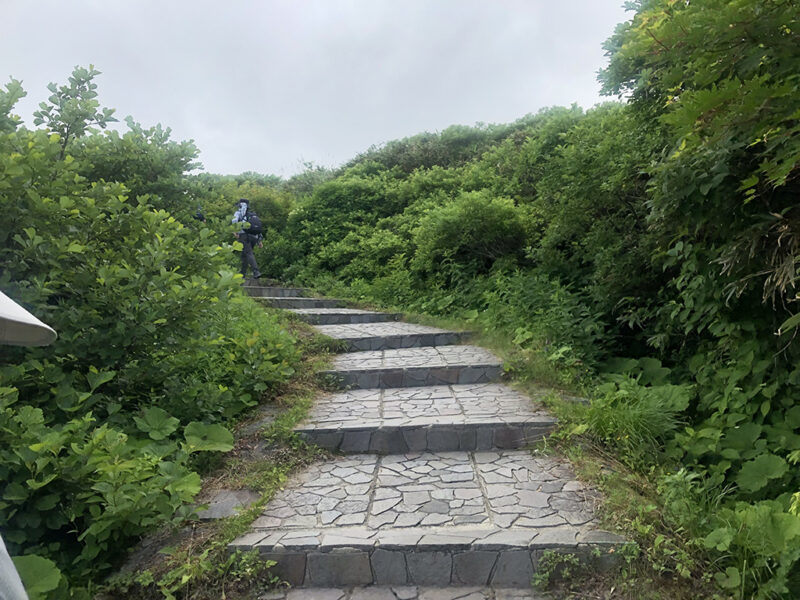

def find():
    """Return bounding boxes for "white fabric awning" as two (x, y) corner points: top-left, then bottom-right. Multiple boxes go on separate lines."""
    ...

(0, 290), (57, 346)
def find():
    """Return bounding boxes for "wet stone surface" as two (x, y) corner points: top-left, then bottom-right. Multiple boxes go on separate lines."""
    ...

(314, 322), (469, 351)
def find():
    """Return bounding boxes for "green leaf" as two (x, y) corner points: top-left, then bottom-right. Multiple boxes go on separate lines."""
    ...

(714, 566), (741, 589)
(86, 369), (116, 391)
(12, 554), (63, 600)
(3, 482), (28, 501)
(786, 406), (800, 429)
(703, 527), (733, 551)
(736, 454), (789, 493)
(134, 407), (180, 441)
(183, 422), (233, 453)
(778, 312), (800, 335)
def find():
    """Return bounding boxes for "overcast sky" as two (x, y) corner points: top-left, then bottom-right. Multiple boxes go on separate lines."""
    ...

(2, 1), (631, 177)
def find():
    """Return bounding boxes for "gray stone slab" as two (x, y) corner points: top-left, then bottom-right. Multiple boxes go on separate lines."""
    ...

(291, 309), (403, 325)
(372, 548), (409, 585)
(245, 286), (308, 297)
(295, 385), (556, 454)
(285, 590), (345, 600)
(319, 347), (503, 389)
(257, 297), (344, 309)
(235, 452), (602, 534)
(307, 551), (373, 586)
(314, 322), (469, 351)
(348, 589), (399, 600)
(452, 551), (498, 585)
(196, 489), (260, 520)
(261, 552), (307, 586)
(490, 551), (535, 586)
(406, 552), (452, 585)
(327, 347), (501, 372)
(232, 451), (621, 586)
(259, 588), (548, 599)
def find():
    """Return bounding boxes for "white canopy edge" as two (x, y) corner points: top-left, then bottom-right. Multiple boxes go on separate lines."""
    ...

(0, 290), (57, 347)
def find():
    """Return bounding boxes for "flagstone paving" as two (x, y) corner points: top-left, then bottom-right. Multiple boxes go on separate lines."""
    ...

(319, 347), (502, 389)
(231, 451), (622, 587)
(257, 297), (345, 309)
(260, 586), (549, 599)
(245, 285), (309, 297)
(314, 322), (469, 351)
(235, 287), (623, 590)
(294, 385), (556, 453)
(291, 308), (404, 325)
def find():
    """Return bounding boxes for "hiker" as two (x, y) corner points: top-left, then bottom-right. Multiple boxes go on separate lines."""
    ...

(231, 198), (262, 280)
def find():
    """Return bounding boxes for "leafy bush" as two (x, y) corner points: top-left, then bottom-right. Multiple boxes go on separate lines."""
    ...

(0, 72), (301, 590)
(412, 190), (526, 280)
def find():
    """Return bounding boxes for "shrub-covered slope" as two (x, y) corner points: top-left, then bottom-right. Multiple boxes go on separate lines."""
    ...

(252, 2), (800, 596)
(0, 70), (300, 595)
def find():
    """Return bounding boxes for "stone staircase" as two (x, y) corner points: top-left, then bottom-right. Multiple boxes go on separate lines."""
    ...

(232, 286), (624, 597)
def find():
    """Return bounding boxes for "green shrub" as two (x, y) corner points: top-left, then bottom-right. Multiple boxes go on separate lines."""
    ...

(412, 190), (526, 281)
(0, 74), (301, 589)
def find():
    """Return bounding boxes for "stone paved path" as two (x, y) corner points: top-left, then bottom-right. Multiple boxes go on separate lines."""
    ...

(320, 347), (503, 389)
(235, 286), (623, 593)
(294, 385), (556, 454)
(258, 297), (345, 309)
(314, 322), (468, 352)
(260, 586), (548, 599)
(291, 308), (404, 325)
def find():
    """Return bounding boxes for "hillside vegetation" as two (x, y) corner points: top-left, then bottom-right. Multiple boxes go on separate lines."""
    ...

(252, 1), (799, 597)
(1, 0), (798, 598)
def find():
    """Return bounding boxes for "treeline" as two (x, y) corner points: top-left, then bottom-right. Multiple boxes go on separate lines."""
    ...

(250, 1), (800, 597)
(0, 68), (308, 597)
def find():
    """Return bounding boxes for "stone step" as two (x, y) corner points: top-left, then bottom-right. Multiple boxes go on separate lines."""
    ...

(245, 285), (309, 298)
(291, 309), (403, 326)
(256, 297), (345, 309)
(313, 322), (469, 352)
(294, 384), (557, 454)
(230, 450), (624, 588)
(319, 346), (502, 389)
(260, 586), (547, 599)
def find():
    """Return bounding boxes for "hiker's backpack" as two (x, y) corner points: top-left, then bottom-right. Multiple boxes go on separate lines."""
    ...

(245, 211), (263, 235)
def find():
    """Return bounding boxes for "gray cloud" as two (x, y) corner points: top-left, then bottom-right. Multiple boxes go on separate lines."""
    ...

(1, 0), (631, 176)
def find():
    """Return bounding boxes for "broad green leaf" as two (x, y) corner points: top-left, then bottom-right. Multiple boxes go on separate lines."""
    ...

(86, 369), (115, 391)
(3, 482), (28, 501)
(703, 527), (733, 551)
(715, 567), (741, 589)
(183, 422), (233, 453)
(134, 407), (180, 441)
(736, 454), (789, 492)
(12, 554), (62, 600)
